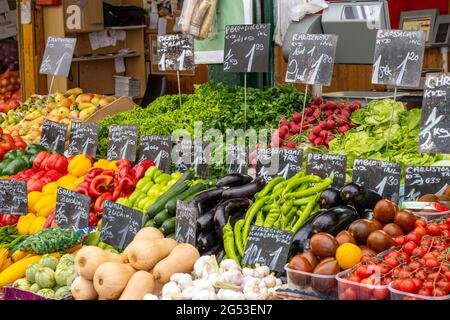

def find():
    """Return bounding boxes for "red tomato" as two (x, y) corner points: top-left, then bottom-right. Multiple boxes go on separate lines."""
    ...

(385, 257), (400, 268)
(437, 280), (450, 293)
(411, 247), (426, 256)
(432, 288), (446, 297)
(356, 265), (372, 279)
(425, 258), (440, 270)
(408, 261), (422, 270)
(427, 272), (441, 282)
(372, 287), (389, 300)
(411, 278), (423, 289)
(427, 223), (441, 236)
(404, 241), (417, 255)
(417, 288), (432, 296)
(399, 252), (411, 263)
(398, 269), (411, 279)
(415, 270), (428, 281)
(399, 279), (417, 293)
(414, 227), (427, 238)
(424, 281), (435, 289)
(444, 271), (450, 280)
(405, 233), (420, 244)
(415, 219), (427, 228)
(340, 287), (357, 300)
(446, 217), (450, 226)
(441, 230), (450, 238)
(423, 252), (437, 261)
(376, 263), (390, 275)
(383, 277), (393, 285)
(347, 274), (361, 283)
(393, 236), (405, 246)
(392, 279), (403, 290)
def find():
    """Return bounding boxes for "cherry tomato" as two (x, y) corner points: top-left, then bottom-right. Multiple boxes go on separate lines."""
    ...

(415, 270), (428, 281)
(425, 258), (440, 270)
(423, 252), (437, 261)
(441, 230), (450, 238)
(404, 241), (417, 255)
(406, 233), (420, 244)
(432, 288), (446, 297)
(411, 278), (423, 289)
(417, 288), (432, 296)
(399, 252), (411, 263)
(398, 270), (411, 279)
(437, 280), (450, 293)
(424, 281), (435, 289)
(347, 274), (361, 283)
(372, 287), (389, 300)
(340, 287), (357, 300)
(427, 223), (441, 236)
(415, 219), (427, 228)
(408, 261), (422, 270)
(414, 227), (427, 238)
(399, 279), (417, 293)
(444, 271), (450, 280)
(376, 263), (390, 275)
(356, 265), (372, 279)
(393, 236), (405, 246)
(411, 247), (426, 256)
(427, 272), (441, 282)
(392, 279), (403, 290)
(385, 257), (400, 268)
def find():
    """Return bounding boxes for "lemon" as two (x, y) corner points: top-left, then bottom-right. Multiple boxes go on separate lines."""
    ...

(335, 243), (362, 269)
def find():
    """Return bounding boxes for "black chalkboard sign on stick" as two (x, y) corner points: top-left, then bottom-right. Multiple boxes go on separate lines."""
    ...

(242, 226), (293, 273)
(352, 158), (402, 203)
(67, 122), (99, 157)
(404, 166), (450, 201)
(0, 180), (28, 215)
(100, 201), (142, 250)
(40, 119), (68, 153)
(226, 144), (248, 174)
(306, 153), (347, 188)
(139, 135), (172, 173)
(107, 125), (139, 161)
(418, 73), (450, 154)
(55, 187), (90, 231)
(175, 200), (198, 246)
(256, 148), (303, 183)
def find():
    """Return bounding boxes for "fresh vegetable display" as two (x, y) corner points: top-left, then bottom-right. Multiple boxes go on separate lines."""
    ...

(0, 128), (27, 163)
(0, 143), (47, 177)
(16, 228), (82, 255)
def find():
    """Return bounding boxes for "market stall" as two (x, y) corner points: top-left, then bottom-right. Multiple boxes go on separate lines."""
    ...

(0, 0), (449, 302)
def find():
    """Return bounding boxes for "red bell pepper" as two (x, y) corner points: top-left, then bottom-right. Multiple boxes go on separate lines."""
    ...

(12, 136), (26, 150)
(32, 151), (51, 170)
(118, 165), (132, 180)
(31, 170), (46, 180)
(89, 175), (114, 198)
(116, 159), (131, 169)
(44, 153), (68, 173)
(100, 169), (115, 177)
(131, 160), (155, 181)
(0, 214), (19, 226)
(94, 192), (113, 213)
(27, 179), (46, 192)
(74, 181), (90, 196)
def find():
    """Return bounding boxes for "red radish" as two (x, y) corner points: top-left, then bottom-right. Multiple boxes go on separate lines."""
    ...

(326, 119), (336, 130)
(285, 132), (293, 140)
(319, 121), (328, 129)
(308, 133), (317, 143)
(291, 124), (300, 134)
(304, 108), (313, 116)
(311, 126), (322, 136)
(278, 126), (288, 138)
(302, 124), (310, 130)
(292, 112), (302, 123)
(319, 130), (329, 138)
(341, 110), (351, 119)
(286, 141), (297, 149)
(325, 101), (336, 109)
(336, 118), (347, 126)
(324, 110), (333, 118)
(280, 119), (290, 128)
(312, 97), (322, 105)
(333, 109), (341, 115)
(319, 103), (328, 111)
(307, 116), (317, 124)
(314, 137), (324, 145)
(324, 136), (335, 147)
(338, 125), (351, 134)
(290, 121), (298, 129)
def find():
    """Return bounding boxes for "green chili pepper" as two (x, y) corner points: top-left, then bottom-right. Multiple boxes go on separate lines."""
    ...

(263, 208), (280, 228)
(262, 203), (272, 213)
(292, 195), (319, 206)
(285, 176), (333, 199)
(283, 175), (322, 195)
(255, 210), (265, 226)
(255, 176), (284, 199)
(223, 219), (240, 265)
(288, 215), (298, 230)
(291, 194), (320, 233)
(273, 215), (282, 229)
(234, 219), (245, 257)
(243, 196), (270, 247)
(281, 200), (293, 216)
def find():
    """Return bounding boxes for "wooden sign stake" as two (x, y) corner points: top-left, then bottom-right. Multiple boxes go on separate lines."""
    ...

(244, 71), (247, 131)
(385, 87), (398, 152)
(298, 84), (309, 137)
(177, 70), (182, 108)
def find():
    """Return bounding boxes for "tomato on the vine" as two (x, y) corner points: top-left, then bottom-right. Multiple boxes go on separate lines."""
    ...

(414, 227), (427, 238)
(356, 265), (372, 279)
(399, 279), (417, 293)
(385, 257), (400, 268)
(417, 288), (432, 296)
(411, 278), (423, 289)
(425, 258), (441, 270)
(427, 223), (441, 236)
(437, 280), (450, 293)
(415, 220), (427, 228)
(408, 261), (422, 270)
(432, 288), (446, 297)
(347, 274), (361, 283)
(415, 269), (428, 281)
(411, 247), (426, 256)
(404, 241), (417, 255)
(427, 272), (441, 282)
(406, 233), (420, 244)
(398, 269), (411, 279)
(393, 236), (405, 246)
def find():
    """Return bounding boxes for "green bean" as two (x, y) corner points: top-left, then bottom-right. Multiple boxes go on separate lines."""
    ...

(243, 196), (270, 247)
(223, 220), (240, 265)
(234, 219), (245, 257)
(285, 177), (333, 199)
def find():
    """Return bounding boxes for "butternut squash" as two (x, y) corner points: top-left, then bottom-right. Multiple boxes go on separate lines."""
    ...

(75, 246), (123, 280)
(122, 228), (164, 263)
(71, 276), (98, 300)
(128, 238), (177, 270)
(0, 255), (40, 287)
(93, 262), (135, 300)
(119, 271), (155, 300)
(152, 244), (200, 284)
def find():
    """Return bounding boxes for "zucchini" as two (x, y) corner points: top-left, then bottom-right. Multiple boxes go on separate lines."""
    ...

(145, 170), (194, 218)
(154, 209), (172, 227)
(166, 233), (176, 240)
(165, 182), (208, 215)
(160, 217), (176, 236)
(144, 219), (157, 228)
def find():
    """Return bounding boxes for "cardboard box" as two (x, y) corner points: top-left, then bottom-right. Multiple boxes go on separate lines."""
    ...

(64, 0), (104, 33)
(85, 96), (135, 123)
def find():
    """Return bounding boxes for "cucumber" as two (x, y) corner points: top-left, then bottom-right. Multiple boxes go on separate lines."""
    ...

(160, 217), (176, 236)
(165, 182), (208, 215)
(144, 219), (157, 228)
(154, 209), (172, 227)
(146, 169), (195, 218)
(166, 233), (176, 240)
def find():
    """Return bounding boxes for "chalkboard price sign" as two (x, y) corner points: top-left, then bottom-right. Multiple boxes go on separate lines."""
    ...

(100, 201), (143, 250)
(226, 144), (248, 174)
(40, 37), (76, 77)
(157, 34), (195, 71)
(223, 24), (271, 73)
(175, 200), (198, 246)
(352, 158), (402, 203)
(306, 153), (347, 188)
(40, 119), (68, 153)
(107, 125), (139, 161)
(242, 226), (293, 273)
(139, 135), (172, 173)
(372, 30), (425, 88)
(173, 139), (209, 178)
(404, 166), (450, 201)
(67, 122), (100, 157)
(0, 180), (27, 215)
(55, 187), (90, 231)
(256, 148), (303, 183)
(285, 34), (338, 86)
(418, 73), (450, 154)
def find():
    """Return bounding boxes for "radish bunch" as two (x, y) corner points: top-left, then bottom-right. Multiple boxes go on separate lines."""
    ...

(270, 97), (362, 149)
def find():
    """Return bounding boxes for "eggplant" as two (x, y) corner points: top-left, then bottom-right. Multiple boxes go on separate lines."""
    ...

(203, 242), (223, 256)
(320, 188), (343, 209)
(222, 177), (266, 200)
(311, 205), (359, 236)
(361, 209), (375, 220)
(216, 173), (253, 188)
(197, 210), (215, 232)
(216, 249), (226, 263)
(190, 188), (224, 215)
(289, 216), (315, 255)
(230, 210), (246, 227)
(214, 198), (251, 238)
(196, 231), (218, 253)
(340, 183), (366, 206)
(353, 189), (382, 214)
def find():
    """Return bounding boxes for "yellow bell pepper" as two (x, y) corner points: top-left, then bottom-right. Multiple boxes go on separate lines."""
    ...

(93, 159), (117, 170)
(34, 194), (57, 218)
(57, 174), (79, 190)
(42, 182), (58, 195)
(28, 216), (46, 234)
(27, 191), (42, 213)
(17, 213), (37, 235)
(68, 155), (93, 177)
